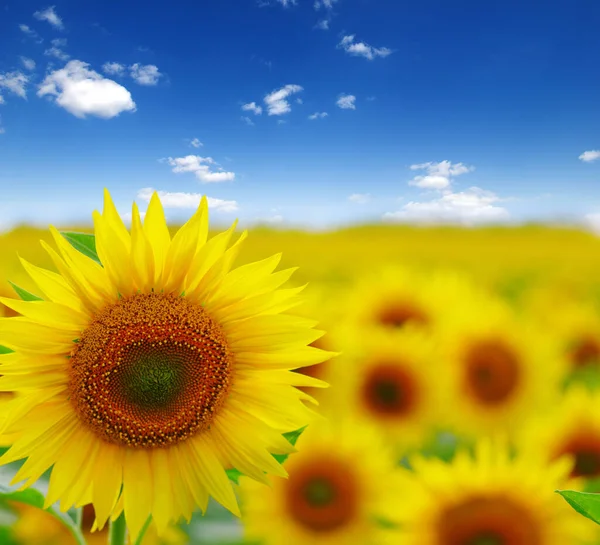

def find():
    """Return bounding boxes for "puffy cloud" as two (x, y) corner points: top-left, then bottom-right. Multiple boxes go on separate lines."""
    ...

(348, 193), (371, 204)
(336, 94), (356, 110)
(242, 101), (262, 115)
(190, 138), (203, 148)
(308, 111), (328, 120)
(264, 84), (303, 115)
(384, 187), (509, 225)
(579, 150), (600, 163)
(33, 6), (64, 29)
(129, 63), (162, 86)
(338, 34), (392, 60)
(21, 57), (36, 71)
(137, 188), (238, 212)
(0, 71), (29, 99)
(408, 160), (474, 190)
(44, 38), (69, 61)
(102, 62), (125, 76)
(37, 60), (136, 118)
(166, 155), (235, 183)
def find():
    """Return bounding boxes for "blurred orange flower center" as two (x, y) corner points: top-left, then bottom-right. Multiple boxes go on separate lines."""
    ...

(377, 302), (429, 329)
(362, 363), (417, 417)
(570, 335), (600, 368)
(285, 457), (357, 533)
(437, 496), (542, 545)
(68, 292), (233, 448)
(463, 339), (520, 406)
(557, 434), (600, 478)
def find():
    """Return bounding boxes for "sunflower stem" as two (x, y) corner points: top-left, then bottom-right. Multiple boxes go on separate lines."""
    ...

(74, 507), (83, 528)
(109, 513), (127, 545)
(133, 517), (152, 545)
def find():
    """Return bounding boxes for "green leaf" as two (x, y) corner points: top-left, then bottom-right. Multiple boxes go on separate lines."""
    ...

(557, 489), (600, 525)
(0, 346), (13, 355)
(226, 427), (305, 484)
(8, 281), (43, 302)
(0, 485), (86, 545)
(61, 232), (101, 265)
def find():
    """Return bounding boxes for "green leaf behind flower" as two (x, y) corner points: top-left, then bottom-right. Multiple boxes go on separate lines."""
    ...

(0, 346), (13, 355)
(61, 232), (101, 265)
(8, 282), (43, 302)
(557, 489), (600, 525)
(226, 427), (305, 485)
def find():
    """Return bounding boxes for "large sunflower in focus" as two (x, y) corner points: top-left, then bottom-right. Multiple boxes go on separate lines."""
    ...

(437, 297), (566, 436)
(326, 326), (443, 454)
(239, 418), (400, 545)
(396, 439), (599, 545)
(0, 190), (330, 540)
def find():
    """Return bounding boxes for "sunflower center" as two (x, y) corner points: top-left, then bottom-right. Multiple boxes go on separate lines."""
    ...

(286, 457), (357, 533)
(437, 496), (542, 545)
(571, 336), (600, 368)
(557, 434), (600, 478)
(464, 339), (520, 406)
(377, 303), (429, 329)
(68, 293), (233, 449)
(361, 363), (417, 417)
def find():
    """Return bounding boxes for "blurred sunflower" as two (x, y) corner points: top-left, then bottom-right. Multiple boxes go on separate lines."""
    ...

(239, 418), (400, 545)
(519, 387), (600, 486)
(437, 297), (566, 436)
(342, 266), (482, 334)
(326, 327), (443, 453)
(396, 438), (599, 545)
(0, 190), (330, 540)
(5, 501), (186, 544)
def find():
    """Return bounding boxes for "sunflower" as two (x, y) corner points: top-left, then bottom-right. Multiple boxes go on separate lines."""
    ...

(341, 266), (483, 334)
(6, 501), (187, 545)
(324, 326), (443, 454)
(396, 438), (600, 545)
(239, 417), (400, 545)
(436, 296), (567, 437)
(0, 190), (330, 540)
(518, 387), (600, 487)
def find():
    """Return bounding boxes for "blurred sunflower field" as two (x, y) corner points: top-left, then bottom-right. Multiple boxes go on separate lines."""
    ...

(4, 219), (600, 544)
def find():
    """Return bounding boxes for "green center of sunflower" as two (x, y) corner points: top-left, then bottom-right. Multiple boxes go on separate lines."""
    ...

(68, 293), (233, 449)
(468, 534), (504, 545)
(304, 478), (337, 506)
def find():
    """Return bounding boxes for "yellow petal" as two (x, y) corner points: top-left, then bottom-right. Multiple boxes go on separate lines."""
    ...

(123, 449), (153, 542)
(0, 298), (88, 331)
(130, 202), (155, 291)
(91, 443), (123, 530)
(143, 192), (171, 286)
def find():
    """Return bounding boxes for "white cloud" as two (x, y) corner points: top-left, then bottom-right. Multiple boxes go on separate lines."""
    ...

(314, 0), (338, 8)
(33, 6), (64, 29)
(408, 160), (474, 190)
(308, 111), (328, 120)
(275, 0), (297, 6)
(264, 84), (303, 115)
(314, 19), (329, 30)
(166, 155), (235, 183)
(242, 101), (262, 115)
(0, 95), (4, 105)
(20, 57), (36, 71)
(190, 138), (203, 148)
(348, 193), (371, 204)
(0, 72), (28, 99)
(336, 94), (356, 110)
(37, 60), (136, 119)
(384, 187), (509, 225)
(19, 24), (42, 42)
(257, 214), (284, 224)
(44, 38), (70, 61)
(241, 116), (254, 126)
(338, 34), (392, 60)
(137, 188), (238, 212)
(102, 62), (125, 76)
(579, 150), (600, 163)
(129, 64), (162, 86)
(296, 98), (303, 104)
(277, 119), (286, 125)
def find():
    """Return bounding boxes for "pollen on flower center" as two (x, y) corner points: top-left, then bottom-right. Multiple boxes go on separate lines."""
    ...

(68, 292), (233, 448)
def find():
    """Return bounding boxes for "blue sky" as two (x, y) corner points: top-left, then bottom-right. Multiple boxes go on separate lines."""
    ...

(0, 0), (599, 231)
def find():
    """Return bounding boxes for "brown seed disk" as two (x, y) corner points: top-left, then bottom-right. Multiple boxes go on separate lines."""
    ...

(463, 339), (520, 406)
(361, 362), (418, 418)
(437, 496), (542, 545)
(376, 302), (429, 329)
(556, 433), (600, 479)
(285, 456), (358, 533)
(68, 292), (233, 448)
